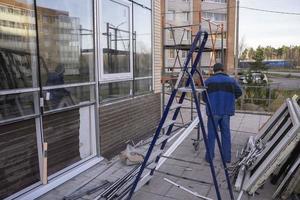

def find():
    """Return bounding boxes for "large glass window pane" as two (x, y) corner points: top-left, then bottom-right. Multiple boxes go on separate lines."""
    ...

(0, 92), (38, 122)
(0, 2), (37, 90)
(134, 78), (152, 95)
(43, 85), (94, 111)
(133, 5), (152, 78)
(44, 111), (81, 176)
(36, 0), (94, 85)
(100, 81), (132, 102)
(133, 0), (151, 8)
(102, 0), (130, 74)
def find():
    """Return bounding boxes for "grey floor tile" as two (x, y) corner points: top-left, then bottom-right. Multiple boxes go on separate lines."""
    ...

(133, 191), (166, 200)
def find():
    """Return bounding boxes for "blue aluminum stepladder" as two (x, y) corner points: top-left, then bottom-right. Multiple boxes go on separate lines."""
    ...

(126, 28), (234, 200)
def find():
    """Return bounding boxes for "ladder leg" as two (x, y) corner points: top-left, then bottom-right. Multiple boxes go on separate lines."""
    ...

(126, 31), (211, 200)
(126, 88), (178, 199)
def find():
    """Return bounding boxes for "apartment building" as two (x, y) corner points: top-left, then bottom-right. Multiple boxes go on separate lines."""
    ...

(163, 0), (236, 72)
(0, 0), (162, 199)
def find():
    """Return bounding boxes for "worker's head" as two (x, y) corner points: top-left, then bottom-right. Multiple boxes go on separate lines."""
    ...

(213, 63), (224, 73)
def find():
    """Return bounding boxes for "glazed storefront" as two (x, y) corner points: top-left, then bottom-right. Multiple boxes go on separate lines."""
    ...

(0, 0), (153, 199)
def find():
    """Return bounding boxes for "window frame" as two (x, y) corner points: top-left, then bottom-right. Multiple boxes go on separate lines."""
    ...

(182, 11), (189, 22)
(98, 0), (133, 83)
(202, 0), (227, 3)
(167, 10), (175, 21)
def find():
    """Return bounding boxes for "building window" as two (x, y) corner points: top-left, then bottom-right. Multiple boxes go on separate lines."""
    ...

(169, 30), (174, 40)
(133, 4), (152, 94)
(100, 0), (153, 102)
(101, 0), (131, 82)
(169, 49), (175, 58)
(37, 0), (95, 112)
(182, 51), (187, 58)
(35, 0), (96, 177)
(167, 10), (175, 21)
(203, 0), (227, 3)
(203, 12), (227, 22)
(183, 30), (190, 41)
(133, 0), (151, 8)
(182, 11), (189, 22)
(100, 80), (132, 102)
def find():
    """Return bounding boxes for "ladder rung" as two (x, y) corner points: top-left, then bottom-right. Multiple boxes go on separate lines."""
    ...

(170, 103), (182, 110)
(178, 87), (206, 93)
(156, 134), (170, 145)
(162, 120), (176, 129)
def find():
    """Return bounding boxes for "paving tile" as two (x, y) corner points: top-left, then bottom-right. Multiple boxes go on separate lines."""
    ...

(206, 187), (240, 200)
(133, 191), (166, 200)
(182, 165), (214, 184)
(140, 175), (173, 196)
(165, 185), (199, 200)
(39, 111), (274, 200)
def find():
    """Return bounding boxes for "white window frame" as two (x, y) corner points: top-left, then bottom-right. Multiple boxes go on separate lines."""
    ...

(98, 0), (133, 83)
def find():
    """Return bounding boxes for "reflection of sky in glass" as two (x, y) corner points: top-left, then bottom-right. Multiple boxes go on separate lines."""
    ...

(134, 5), (151, 53)
(101, 0), (130, 49)
(37, 0), (93, 49)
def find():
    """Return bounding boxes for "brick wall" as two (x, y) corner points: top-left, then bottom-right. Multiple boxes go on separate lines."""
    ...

(226, 0), (236, 73)
(99, 93), (161, 158)
(153, 0), (162, 93)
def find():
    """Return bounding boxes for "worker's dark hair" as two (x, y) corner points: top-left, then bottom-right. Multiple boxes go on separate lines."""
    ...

(213, 63), (224, 72)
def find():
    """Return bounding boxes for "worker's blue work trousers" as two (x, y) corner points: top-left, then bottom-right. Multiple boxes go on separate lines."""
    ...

(205, 115), (231, 163)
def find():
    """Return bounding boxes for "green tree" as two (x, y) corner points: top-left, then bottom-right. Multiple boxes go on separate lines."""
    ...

(251, 46), (265, 71)
(240, 48), (248, 60)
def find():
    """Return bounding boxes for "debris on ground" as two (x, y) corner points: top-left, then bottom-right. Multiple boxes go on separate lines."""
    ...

(119, 144), (144, 166)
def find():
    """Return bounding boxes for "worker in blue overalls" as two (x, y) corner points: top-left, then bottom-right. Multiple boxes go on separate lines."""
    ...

(204, 63), (242, 163)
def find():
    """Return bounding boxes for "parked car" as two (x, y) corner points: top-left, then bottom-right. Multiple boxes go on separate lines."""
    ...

(239, 71), (268, 84)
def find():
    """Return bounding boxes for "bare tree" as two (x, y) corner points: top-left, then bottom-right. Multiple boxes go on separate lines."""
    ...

(239, 36), (247, 59)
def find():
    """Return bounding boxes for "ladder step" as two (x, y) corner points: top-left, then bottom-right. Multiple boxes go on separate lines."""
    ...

(162, 120), (176, 129)
(156, 134), (171, 145)
(170, 103), (182, 110)
(178, 87), (206, 93)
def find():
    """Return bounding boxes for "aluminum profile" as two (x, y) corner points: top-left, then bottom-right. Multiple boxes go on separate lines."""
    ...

(242, 98), (300, 194)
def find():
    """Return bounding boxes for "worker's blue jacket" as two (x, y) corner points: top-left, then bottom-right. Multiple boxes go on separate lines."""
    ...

(204, 72), (242, 116)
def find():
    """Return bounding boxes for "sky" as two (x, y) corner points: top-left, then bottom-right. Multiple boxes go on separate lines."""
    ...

(239, 0), (300, 49)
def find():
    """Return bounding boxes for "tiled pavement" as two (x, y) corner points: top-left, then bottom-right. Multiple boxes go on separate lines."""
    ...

(131, 110), (273, 200)
(40, 108), (273, 200)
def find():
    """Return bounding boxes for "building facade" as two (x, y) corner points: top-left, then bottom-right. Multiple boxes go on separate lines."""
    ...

(0, 0), (162, 199)
(163, 0), (236, 72)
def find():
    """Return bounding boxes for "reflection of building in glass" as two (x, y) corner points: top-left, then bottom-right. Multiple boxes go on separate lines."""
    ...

(0, 0), (81, 75)
(37, 7), (80, 75)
